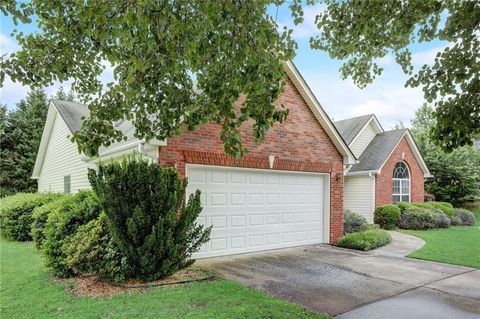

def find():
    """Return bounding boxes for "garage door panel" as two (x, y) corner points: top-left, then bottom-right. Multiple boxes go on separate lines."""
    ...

(187, 165), (328, 258)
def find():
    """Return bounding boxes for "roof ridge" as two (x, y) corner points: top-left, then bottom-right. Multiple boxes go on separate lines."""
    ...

(334, 113), (374, 124)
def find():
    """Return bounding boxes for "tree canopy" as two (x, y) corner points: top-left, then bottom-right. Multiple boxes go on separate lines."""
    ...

(310, 0), (479, 150)
(1, 0), (478, 157)
(411, 104), (480, 205)
(0, 90), (48, 196)
(0, 88), (74, 196)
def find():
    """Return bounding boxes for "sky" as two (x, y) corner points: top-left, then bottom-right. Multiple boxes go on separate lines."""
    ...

(0, 3), (448, 129)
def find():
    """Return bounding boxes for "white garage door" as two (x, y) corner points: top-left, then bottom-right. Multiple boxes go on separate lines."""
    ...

(186, 165), (329, 258)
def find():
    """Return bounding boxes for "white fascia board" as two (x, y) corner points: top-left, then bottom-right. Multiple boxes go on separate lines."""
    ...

(346, 170), (379, 176)
(31, 103), (57, 179)
(83, 139), (166, 163)
(404, 130), (432, 177)
(375, 130), (432, 178)
(349, 115), (384, 147)
(283, 60), (356, 165)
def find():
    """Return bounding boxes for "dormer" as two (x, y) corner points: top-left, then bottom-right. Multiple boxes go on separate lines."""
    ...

(334, 114), (384, 158)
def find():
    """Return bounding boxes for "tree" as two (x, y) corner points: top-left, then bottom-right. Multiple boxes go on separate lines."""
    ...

(0, 90), (49, 195)
(1, 1), (296, 158)
(310, 0), (479, 151)
(411, 104), (480, 205)
(1, 1), (478, 156)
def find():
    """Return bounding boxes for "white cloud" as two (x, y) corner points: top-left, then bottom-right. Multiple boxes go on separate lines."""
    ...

(411, 45), (447, 66)
(300, 67), (425, 130)
(0, 33), (19, 55)
(277, 4), (326, 39)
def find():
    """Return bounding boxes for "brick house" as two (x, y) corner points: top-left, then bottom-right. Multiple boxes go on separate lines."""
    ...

(32, 61), (429, 258)
(334, 114), (431, 223)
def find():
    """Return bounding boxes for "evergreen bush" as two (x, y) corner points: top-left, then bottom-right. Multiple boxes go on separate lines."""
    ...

(0, 193), (63, 241)
(42, 190), (101, 277)
(64, 213), (128, 283)
(374, 204), (400, 230)
(343, 209), (367, 234)
(454, 208), (476, 226)
(31, 196), (71, 249)
(88, 159), (211, 282)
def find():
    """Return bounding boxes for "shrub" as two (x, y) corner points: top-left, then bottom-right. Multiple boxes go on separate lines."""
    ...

(31, 196), (71, 249)
(64, 213), (129, 283)
(411, 201), (454, 217)
(398, 207), (449, 230)
(454, 208), (476, 226)
(42, 190), (101, 277)
(88, 159), (211, 282)
(429, 202), (454, 217)
(396, 202), (415, 212)
(374, 205), (401, 230)
(337, 229), (392, 251)
(450, 215), (462, 226)
(434, 212), (451, 228)
(343, 209), (367, 234)
(0, 193), (62, 241)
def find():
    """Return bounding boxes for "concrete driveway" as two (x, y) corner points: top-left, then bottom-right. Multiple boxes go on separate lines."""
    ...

(198, 244), (480, 318)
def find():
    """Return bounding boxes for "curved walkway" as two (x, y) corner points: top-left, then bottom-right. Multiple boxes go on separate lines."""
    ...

(370, 230), (425, 257)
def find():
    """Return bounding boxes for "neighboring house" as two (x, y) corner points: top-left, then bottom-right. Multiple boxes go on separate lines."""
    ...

(334, 114), (431, 222)
(32, 61), (356, 258)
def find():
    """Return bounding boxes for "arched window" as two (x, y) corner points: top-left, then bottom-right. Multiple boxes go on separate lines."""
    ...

(392, 161), (410, 203)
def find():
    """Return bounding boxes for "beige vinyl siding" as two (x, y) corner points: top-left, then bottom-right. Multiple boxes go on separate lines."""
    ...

(344, 175), (375, 223)
(350, 122), (377, 158)
(38, 112), (94, 193)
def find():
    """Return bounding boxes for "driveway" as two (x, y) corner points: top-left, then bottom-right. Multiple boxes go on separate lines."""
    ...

(198, 244), (480, 318)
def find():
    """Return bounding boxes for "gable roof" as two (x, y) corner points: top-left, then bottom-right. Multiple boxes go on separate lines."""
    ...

(283, 61), (356, 164)
(51, 100), (89, 134)
(334, 114), (375, 145)
(348, 128), (431, 177)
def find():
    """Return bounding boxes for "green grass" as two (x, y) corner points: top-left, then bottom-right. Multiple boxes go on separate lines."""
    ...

(0, 240), (329, 319)
(401, 208), (480, 269)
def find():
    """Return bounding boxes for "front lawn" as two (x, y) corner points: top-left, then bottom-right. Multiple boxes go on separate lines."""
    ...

(401, 208), (480, 269)
(0, 240), (329, 319)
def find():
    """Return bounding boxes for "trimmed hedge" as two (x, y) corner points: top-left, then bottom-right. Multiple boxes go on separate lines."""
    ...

(374, 204), (401, 230)
(0, 193), (63, 241)
(337, 229), (392, 251)
(42, 190), (101, 277)
(31, 196), (71, 249)
(343, 209), (367, 234)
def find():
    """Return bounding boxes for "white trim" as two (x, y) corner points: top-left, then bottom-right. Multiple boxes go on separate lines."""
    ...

(377, 130), (431, 178)
(392, 160), (411, 203)
(283, 61), (356, 165)
(346, 170), (379, 176)
(349, 115), (384, 147)
(32, 102), (57, 179)
(403, 131), (432, 177)
(185, 164), (331, 245)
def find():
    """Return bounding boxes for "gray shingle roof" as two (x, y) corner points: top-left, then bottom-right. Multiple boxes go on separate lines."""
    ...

(51, 100), (89, 133)
(349, 129), (407, 173)
(334, 114), (374, 145)
(51, 99), (139, 153)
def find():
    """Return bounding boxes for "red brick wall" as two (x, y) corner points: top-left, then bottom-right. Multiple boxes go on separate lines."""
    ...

(375, 137), (425, 206)
(159, 77), (345, 243)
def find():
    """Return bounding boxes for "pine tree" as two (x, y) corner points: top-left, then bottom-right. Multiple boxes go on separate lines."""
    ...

(0, 90), (49, 195)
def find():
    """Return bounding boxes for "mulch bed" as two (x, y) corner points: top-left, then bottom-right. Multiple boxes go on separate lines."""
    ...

(65, 267), (214, 298)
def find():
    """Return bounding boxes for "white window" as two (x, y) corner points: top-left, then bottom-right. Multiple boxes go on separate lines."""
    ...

(392, 161), (410, 203)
